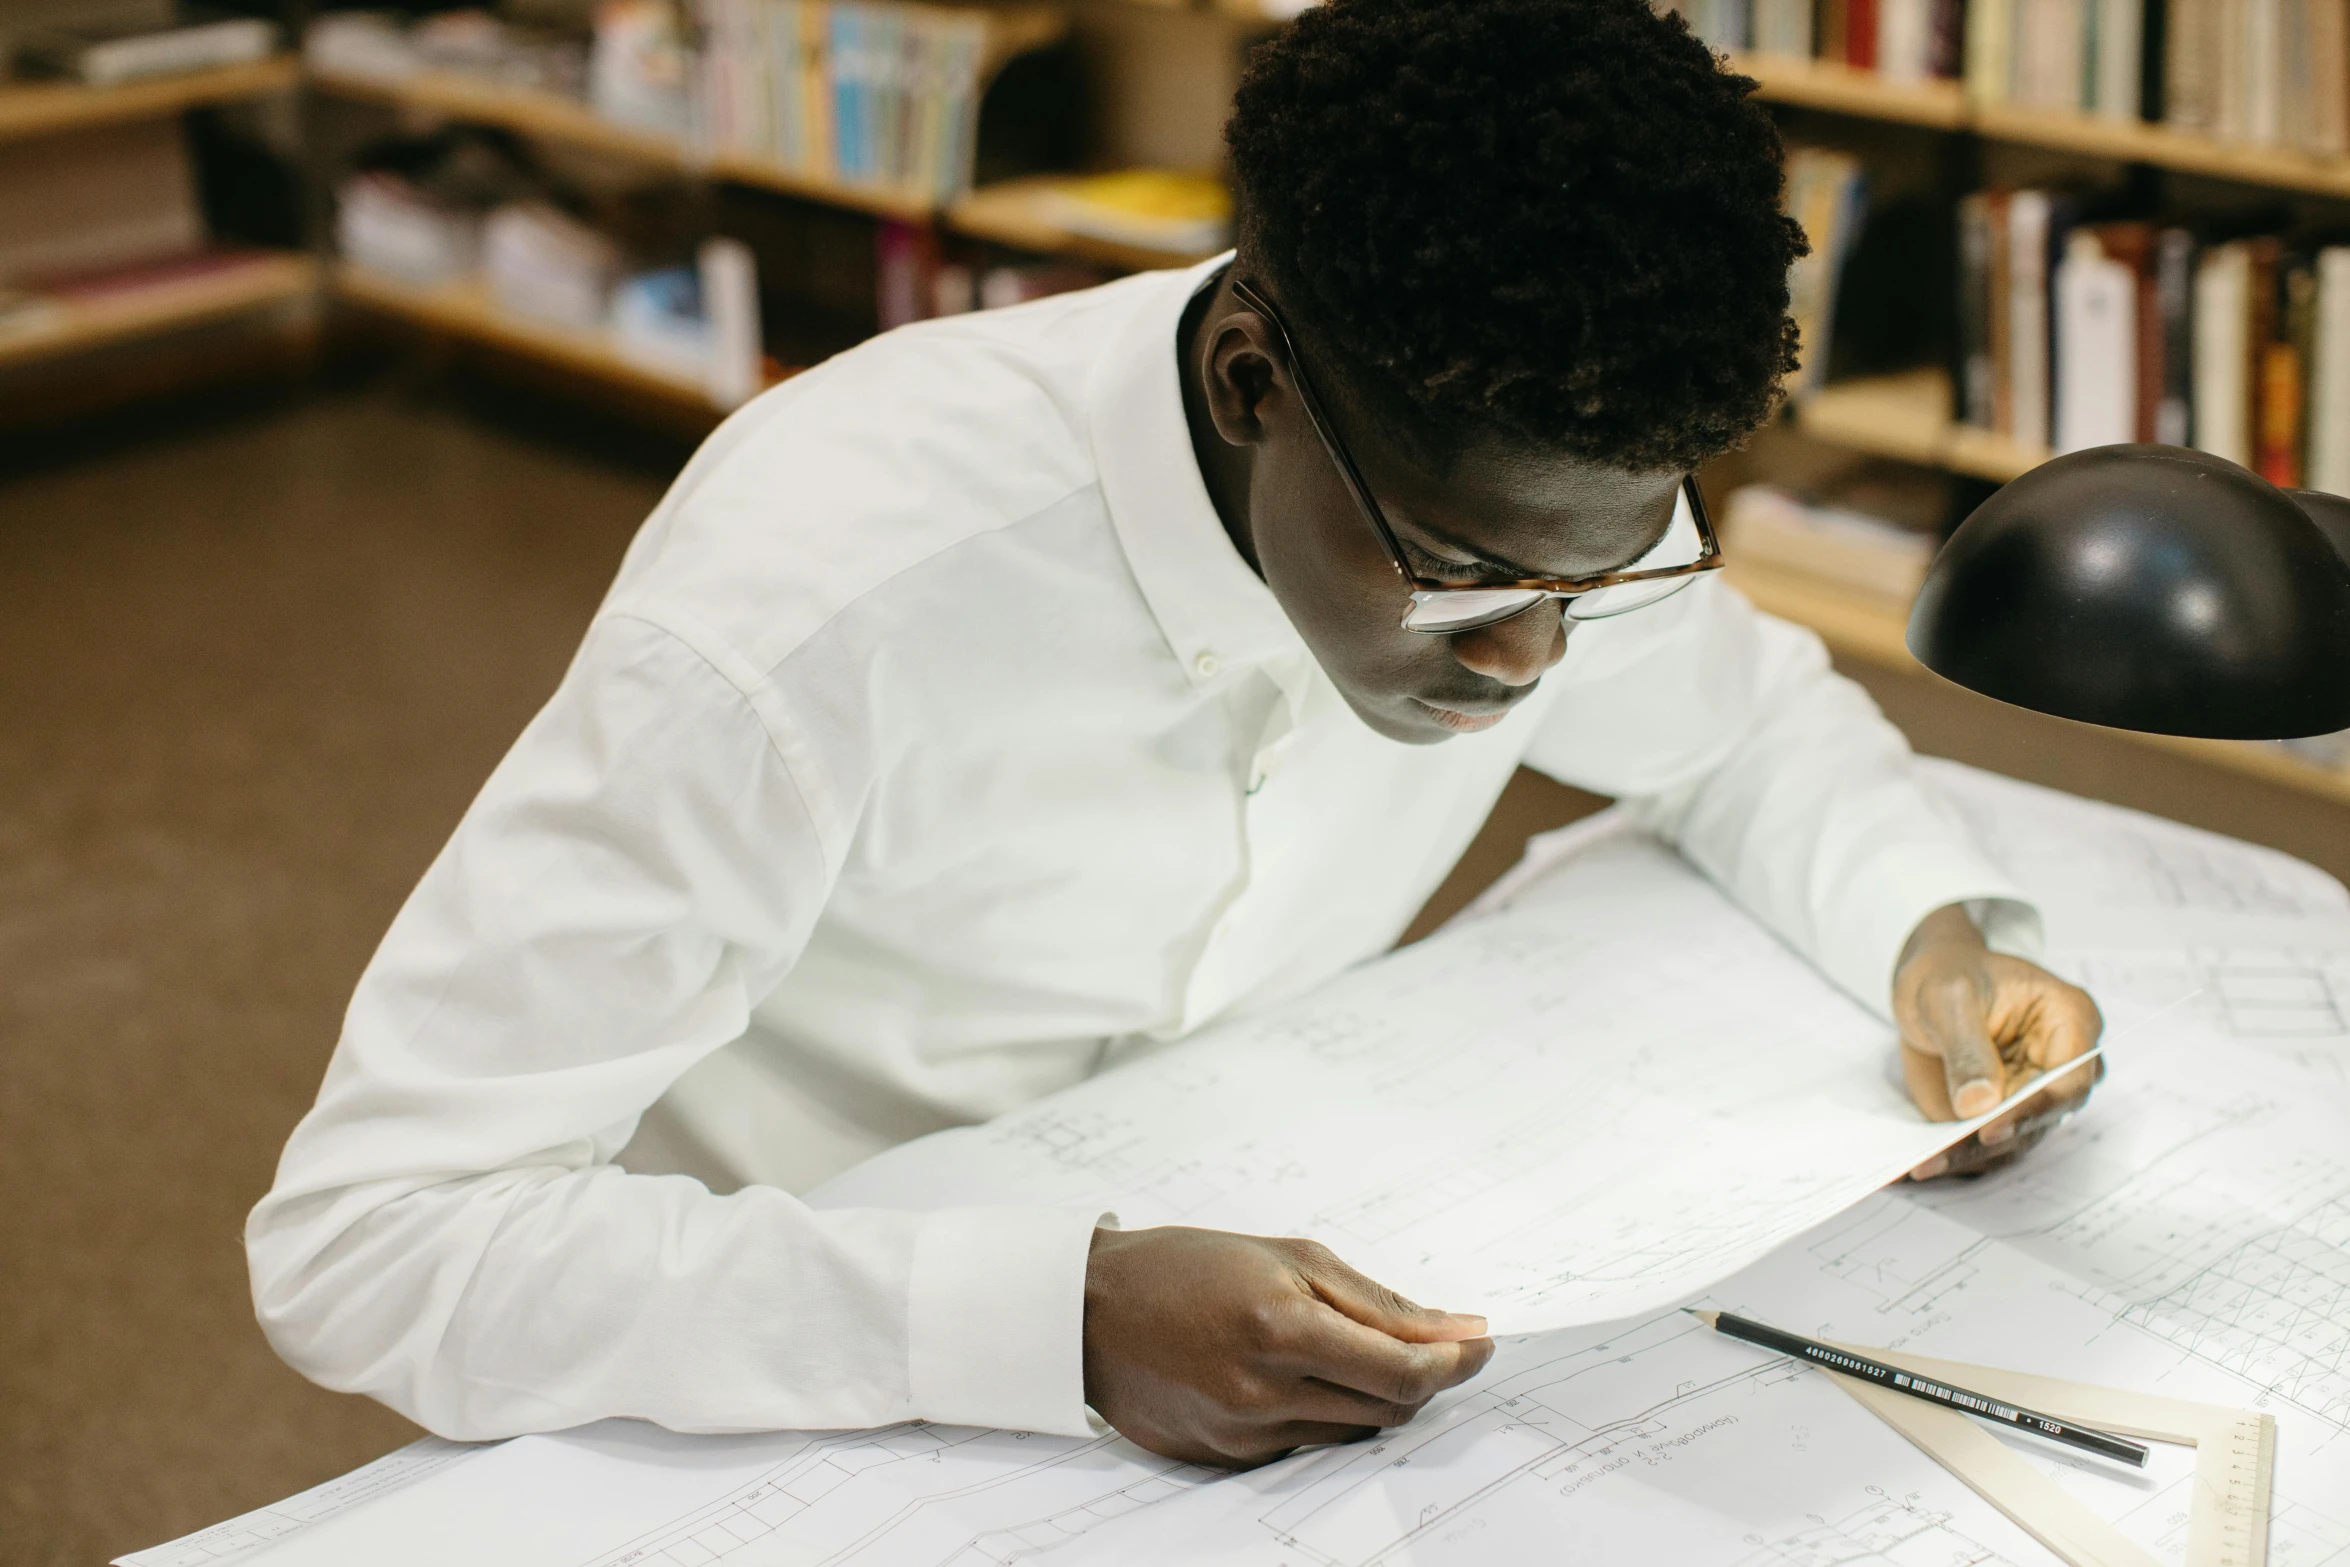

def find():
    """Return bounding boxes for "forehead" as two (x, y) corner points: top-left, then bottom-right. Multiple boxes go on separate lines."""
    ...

(1362, 435), (1686, 579)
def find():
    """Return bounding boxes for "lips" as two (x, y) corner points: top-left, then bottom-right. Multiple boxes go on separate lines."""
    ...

(1413, 699), (1514, 733)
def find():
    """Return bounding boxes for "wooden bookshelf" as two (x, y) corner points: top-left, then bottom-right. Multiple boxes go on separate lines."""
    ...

(0, 251), (317, 372)
(0, 55), (300, 144)
(1793, 367), (2051, 483)
(1726, 559), (2350, 806)
(947, 177), (1224, 271)
(335, 264), (729, 407)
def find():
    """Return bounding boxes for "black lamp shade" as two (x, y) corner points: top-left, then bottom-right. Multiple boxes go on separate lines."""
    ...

(1906, 445), (2350, 739)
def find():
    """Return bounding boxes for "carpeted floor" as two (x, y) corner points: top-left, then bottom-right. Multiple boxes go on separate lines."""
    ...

(0, 386), (677, 1566)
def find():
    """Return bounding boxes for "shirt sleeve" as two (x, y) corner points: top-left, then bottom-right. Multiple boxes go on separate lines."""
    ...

(244, 613), (1099, 1442)
(1521, 576), (2042, 1016)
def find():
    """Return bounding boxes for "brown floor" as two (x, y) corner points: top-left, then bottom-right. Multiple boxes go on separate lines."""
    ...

(0, 385), (678, 1566)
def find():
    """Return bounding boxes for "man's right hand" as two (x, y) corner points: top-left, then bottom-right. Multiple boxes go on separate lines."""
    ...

(1081, 1226), (1495, 1468)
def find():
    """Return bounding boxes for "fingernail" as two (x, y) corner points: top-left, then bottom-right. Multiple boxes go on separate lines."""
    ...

(1449, 1314), (1489, 1334)
(1911, 1155), (1950, 1180)
(1953, 1079), (2000, 1117)
(1979, 1120), (2014, 1146)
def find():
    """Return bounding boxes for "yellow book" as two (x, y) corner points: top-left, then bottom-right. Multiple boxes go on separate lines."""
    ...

(1036, 171), (1232, 255)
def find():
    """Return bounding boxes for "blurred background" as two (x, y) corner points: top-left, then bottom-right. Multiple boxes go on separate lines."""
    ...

(3, 1), (2347, 1561)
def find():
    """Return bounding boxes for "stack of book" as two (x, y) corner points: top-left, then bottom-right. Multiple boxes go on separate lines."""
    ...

(1664, 1), (2350, 152)
(1963, 0), (2153, 119)
(1664, 1), (1966, 79)
(1785, 146), (1868, 396)
(2163, 0), (2350, 154)
(1955, 190), (2350, 494)
(696, 0), (994, 201)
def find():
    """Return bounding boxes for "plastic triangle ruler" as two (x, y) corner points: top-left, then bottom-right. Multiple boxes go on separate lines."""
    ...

(1820, 1341), (2274, 1567)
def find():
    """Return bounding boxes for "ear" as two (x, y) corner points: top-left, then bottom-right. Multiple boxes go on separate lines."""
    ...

(1198, 308), (1290, 450)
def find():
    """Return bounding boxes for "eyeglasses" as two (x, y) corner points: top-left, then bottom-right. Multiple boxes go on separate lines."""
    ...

(1230, 276), (1726, 636)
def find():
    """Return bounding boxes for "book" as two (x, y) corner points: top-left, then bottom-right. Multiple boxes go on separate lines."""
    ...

(2194, 240), (2255, 465)
(1966, 0), (2015, 103)
(2090, 0), (2143, 120)
(2155, 227), (2198, 446)
(2166, 0), (2220, 130)
(2311, 247), (2350, 496)
(2055, 226), (2142, 453)
(2313, 0), (2350, 154)
(2259, 252), (2317, 486)
(1723, 484), (1937, 602)
(16, 13), (275, 88)
(1783, 146), (1868, 398)
(1033, 171), (1233, 255)
(0, 118), (202, 285)
(2008, 189), (2056, 450)
(1957, 191), (1997, 427)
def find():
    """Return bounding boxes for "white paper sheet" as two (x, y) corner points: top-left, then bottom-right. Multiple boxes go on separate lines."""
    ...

(124, 763), (2350, 1567)
(811, 818), (2066, 1334)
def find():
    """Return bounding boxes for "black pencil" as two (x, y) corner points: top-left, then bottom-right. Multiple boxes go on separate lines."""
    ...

(1687, 1308), (2150, 1468)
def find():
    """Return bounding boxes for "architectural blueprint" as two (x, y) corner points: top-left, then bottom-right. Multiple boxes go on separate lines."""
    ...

(122, 763), (2350, 1567)
(812, 821), (2055, 1334)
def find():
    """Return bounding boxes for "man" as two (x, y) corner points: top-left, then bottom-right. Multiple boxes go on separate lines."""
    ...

(250, 0), (2101, 1470)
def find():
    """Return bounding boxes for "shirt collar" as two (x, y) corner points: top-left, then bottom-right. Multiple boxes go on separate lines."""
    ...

(1087, 254), (1306, 690)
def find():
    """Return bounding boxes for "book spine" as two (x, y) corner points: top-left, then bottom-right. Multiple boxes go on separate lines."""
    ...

(1850, 0), (1880, 65)
(2249, 0), (2285, 142)
(2010, 190), (2053, 450)
(1989, 190), (2014, 433)
(2156, 227), (2197, 446)
(2095, 0), (2143, 117)
(2259, 254), (2317, 485)
(1967, 0), (2014, 102)
(1958, 192), (1997, 426)
(2166, 0), (2215, 128)
(2194, 242), (2253, 463)
(2312, 0), (2350, 151)
(2055, 229), (2139, 453)
(2311, 247), (2350, 496)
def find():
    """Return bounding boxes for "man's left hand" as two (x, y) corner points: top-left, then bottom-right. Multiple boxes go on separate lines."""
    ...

(1892, 903), (2104, 1181)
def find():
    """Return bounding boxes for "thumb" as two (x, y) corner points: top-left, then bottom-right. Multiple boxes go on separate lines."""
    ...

(1291, 1241), (1488, 1343)
(1911, 969), (2005, 1119)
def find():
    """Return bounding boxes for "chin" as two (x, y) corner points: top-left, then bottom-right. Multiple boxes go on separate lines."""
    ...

(1336, 688), (1459, 745)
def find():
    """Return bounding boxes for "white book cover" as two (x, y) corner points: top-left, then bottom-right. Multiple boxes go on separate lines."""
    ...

(2310, 246), (2350, 496)
(1965, 0), (2014, 102)
(2055, 230), (2139, 453)
(2247, 0), (2285, 142)
(2009, 190), (2053, 451)
(1879, 0), (1934, 80)
(2193, 241), (2254, 466)
(2093, 0), (2143, 118)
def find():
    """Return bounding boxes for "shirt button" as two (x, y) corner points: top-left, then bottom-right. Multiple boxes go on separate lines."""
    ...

(1193, 651), (1220, 678)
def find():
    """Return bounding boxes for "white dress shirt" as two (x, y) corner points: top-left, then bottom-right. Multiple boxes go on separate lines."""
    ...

(247, 257), (2037, 1445)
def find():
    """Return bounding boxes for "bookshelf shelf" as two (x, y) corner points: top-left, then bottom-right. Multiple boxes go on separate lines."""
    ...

(334, 264), (734, 408)
(0, 55), (300, 145)
(1794, 367), (2050, 483)
(1732, 52), (1967, 127)
(1970, 103), (2350, 200)
(1725, 560), (2350, 807)
(0, 250), (317, 371)
(313, 67), (940, 223)
(946, 177), (1224, 271)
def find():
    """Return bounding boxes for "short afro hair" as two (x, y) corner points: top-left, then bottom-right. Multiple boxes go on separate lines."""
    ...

(1226, 0), (1805, 473)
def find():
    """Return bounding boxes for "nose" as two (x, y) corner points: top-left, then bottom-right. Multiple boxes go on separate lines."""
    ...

(1449, 603), (1569, 687)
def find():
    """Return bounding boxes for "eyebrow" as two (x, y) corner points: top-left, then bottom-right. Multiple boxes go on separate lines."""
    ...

(1393, 514), (1549, 581)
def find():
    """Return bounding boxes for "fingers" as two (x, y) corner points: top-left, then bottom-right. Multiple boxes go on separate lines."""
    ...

(1919, 972), (2005, 1119)
(1292, 1243), (1488, 1344)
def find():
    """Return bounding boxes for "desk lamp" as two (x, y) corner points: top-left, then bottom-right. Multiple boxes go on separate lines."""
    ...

(1905, 445), (2350, 739)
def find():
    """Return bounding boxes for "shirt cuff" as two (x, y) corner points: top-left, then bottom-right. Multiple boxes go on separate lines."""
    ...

(907, 1206), (1102, 1437)
(1815, 844), (2045, 1019)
